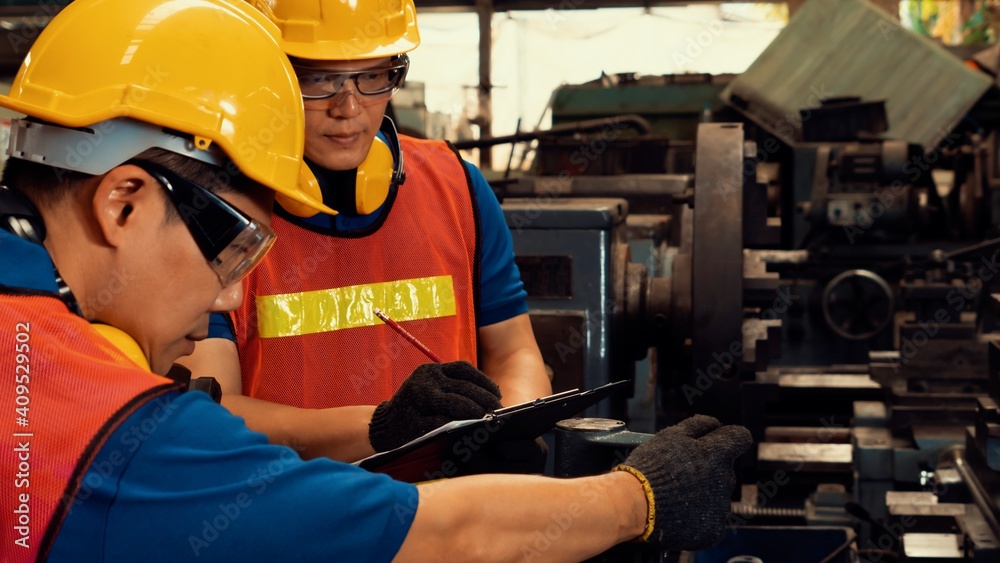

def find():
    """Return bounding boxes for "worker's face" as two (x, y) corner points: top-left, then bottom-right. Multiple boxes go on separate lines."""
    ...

(92, 165), (273, 375)
(296, 57), (393, 171)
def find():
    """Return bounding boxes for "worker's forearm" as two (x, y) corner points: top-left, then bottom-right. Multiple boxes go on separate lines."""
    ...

(482, 348), (552, 406)
(478, 314), (551, 406)
(395, 472), (647, 562)
(220, 394), (377, 462)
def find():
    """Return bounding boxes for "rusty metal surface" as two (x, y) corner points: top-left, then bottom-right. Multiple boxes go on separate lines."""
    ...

(692, 123), (744, 378)
(901, 533), (963, 559)
(889, 504), (966, 517)
(757, 442), (854, 473)
(777, 374), (880, 389)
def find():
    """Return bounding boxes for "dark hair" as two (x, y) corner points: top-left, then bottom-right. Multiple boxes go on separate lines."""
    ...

(1, 157), (92, 208)
(1, 148), (268, 221)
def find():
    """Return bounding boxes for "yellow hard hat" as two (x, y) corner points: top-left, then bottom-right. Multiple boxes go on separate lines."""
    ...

(251, 0), (420, 61)
(0, 0), (335, 217)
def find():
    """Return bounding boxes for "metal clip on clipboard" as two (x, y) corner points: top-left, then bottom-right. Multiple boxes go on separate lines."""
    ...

(356, 380), (631, 481)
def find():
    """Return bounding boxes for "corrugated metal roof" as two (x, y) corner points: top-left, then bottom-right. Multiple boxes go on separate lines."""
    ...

(720, 0), (992, 149)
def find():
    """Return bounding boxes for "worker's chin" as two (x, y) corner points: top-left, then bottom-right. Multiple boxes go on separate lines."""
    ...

(148, 357), (172, 376)
(147, 342), (189, 376)
(306, 145), (366, 172)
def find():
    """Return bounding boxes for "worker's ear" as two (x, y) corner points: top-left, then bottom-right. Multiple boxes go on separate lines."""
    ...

(91, 164), (161, 248)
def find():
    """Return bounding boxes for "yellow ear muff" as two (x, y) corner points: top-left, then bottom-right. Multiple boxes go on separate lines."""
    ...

(354, 136), (394, 215)
(92, 323), (151, 371)
(275, 162), (336, 218)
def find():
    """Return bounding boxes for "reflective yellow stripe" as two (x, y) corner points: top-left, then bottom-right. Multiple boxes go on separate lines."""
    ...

(256, 275), (457, 338)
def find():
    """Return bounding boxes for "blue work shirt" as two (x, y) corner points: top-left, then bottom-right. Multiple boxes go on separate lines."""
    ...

(0, 229), (418, 562)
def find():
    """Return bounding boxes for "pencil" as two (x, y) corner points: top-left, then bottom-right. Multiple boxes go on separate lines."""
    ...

(373, 308), (444, 363)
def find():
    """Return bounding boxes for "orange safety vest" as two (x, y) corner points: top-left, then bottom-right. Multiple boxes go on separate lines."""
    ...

(0, 293), (177, 562)
(233, 137), (480, 408)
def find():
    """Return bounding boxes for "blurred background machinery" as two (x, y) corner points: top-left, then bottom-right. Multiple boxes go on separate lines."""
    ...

(7, 0), (1000, 560)
(449, 0), (1000, 560)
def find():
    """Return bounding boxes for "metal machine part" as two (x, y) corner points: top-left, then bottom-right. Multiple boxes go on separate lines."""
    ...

(505, 173), (693, 215)
(821, 269), (895, 341)
(503, 45), (1000, 561)
(502, 198), (666, 419)
(504, 123), (781, 424)
(720, 0), (991, 150)
(793, 141), (933, 250)
(940, 447), (1000, 543)
(553, 417), (650, 478)
(690, 124), (745, 383)
(551, 418), (666, 563)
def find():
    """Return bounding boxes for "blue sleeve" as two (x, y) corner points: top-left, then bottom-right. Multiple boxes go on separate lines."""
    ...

(51, 392), (418, 563)
(465, 161), (529, 327)
(207, 312), (235, 341)
(0, 230), (60, 292)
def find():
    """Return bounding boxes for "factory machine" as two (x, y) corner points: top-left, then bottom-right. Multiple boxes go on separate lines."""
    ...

(455, 0), (1000, 560)
(12, 0), (1000, 560)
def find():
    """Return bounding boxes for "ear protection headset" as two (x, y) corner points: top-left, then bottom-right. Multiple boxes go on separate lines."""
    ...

(0, 184), (79, 311)
(0, 185), (152, 364)
(317, 115), (406, 216)
(0, 181), (219, 398)
(0, 183), (44, 245)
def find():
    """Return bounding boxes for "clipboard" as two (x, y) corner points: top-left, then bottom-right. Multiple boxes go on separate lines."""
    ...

(355, 380), (630, 482)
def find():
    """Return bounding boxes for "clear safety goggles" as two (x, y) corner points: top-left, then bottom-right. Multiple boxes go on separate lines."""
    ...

(294, 54), (409, 103)
(126, 159), (276, 287)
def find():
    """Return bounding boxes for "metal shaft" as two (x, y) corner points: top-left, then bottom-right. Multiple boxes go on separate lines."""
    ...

(941, 446), (1000, 541)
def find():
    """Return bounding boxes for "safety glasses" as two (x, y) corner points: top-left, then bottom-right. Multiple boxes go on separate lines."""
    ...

(294, 54), (409, 101)
(126, 159), (276, 287)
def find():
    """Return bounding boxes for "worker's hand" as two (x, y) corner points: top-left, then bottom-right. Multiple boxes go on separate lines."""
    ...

(368, 361), (503, 452)
(617, 415), (752, 551)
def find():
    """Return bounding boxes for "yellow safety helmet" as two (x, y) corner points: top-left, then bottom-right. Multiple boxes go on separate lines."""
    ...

(0, 0), (335, 217)
(251, 0), (420, 61)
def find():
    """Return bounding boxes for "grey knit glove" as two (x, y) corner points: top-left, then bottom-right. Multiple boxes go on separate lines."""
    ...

(616, 415), (752, 550)
(368, 361), (503, 452)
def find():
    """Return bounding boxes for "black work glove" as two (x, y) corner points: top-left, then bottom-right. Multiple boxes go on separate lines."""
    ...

(368, 361), (503, 452)
(616, 415), (752, 551)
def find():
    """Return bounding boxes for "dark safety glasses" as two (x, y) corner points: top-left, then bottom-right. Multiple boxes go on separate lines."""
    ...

(126, 159), (276, 287)
(294, 54), (409, 101)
